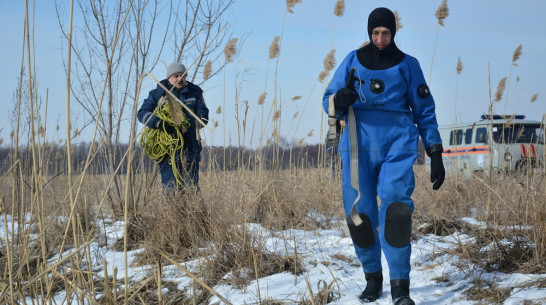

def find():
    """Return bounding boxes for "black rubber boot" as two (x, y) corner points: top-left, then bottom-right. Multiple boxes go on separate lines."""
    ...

(358, 271), (383, 302)
(391, 279), (415, 305)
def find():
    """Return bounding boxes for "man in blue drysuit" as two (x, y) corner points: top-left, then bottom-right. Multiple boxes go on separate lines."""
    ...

(322, 8), (445, 305)
(138, 62), (209, 191)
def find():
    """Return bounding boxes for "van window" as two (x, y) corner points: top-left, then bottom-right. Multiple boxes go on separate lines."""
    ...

(476, 128), (487, 144)
(492, 124), (544, 144)
(450, 129), (463, 145)
(465, 128), (473, 144)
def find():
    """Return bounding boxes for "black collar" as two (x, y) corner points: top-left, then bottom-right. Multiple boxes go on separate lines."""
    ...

(357, 42), (405, 70)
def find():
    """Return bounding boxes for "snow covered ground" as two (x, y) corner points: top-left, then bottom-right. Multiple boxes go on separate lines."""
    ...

(3, 215), (545, 304)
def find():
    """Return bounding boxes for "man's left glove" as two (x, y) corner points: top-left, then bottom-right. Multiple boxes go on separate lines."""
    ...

(430, 152), (445, 190)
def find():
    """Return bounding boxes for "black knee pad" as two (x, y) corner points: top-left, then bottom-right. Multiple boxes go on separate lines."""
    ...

(347, 213), (375, 249)
(384, 202), (412, 248)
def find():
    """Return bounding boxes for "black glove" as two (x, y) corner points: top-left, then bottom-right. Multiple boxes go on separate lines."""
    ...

(430, 152), (445, 190)
(334, 67), (357, 111)
(158, 119), (176, 135)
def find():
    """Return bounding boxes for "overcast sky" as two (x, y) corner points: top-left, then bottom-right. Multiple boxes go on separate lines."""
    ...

(1, 0), (545, 147)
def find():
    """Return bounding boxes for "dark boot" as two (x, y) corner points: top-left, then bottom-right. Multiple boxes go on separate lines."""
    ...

(391, 279), (415, 305)
(358, 271), (383, 302)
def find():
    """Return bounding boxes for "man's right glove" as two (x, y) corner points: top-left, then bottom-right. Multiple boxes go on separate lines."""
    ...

(157, 119), (176, 135)
(333, 67), (357, 111)
(430, 152), (445, 190)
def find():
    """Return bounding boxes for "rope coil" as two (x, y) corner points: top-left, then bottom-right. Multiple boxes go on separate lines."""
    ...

(140, 101), (190, 185)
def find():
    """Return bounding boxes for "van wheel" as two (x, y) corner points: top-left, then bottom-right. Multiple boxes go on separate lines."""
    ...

(515, 160), (528, 175)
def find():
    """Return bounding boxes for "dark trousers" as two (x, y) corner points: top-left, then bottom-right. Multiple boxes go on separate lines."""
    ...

(158, 140), (200, 191)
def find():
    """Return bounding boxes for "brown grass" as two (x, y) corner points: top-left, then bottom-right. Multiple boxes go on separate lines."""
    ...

(413, 166), (546, 274)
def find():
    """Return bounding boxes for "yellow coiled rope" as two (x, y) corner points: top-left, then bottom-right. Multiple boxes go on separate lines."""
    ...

(140, 101), (190, 186)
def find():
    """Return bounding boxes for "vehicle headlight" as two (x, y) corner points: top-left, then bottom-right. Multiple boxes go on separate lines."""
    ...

(504, 152), (512, 161)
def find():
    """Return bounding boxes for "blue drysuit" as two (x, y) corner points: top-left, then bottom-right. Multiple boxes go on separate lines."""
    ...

(138, 80), (209, 189)
(323, 50), (442, 281)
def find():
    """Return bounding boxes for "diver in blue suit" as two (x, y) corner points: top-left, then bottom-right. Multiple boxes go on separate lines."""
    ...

(322, 7), (445, 305)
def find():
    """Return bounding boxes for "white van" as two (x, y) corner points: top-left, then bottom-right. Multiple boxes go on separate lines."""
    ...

(434, 115), (544, 175)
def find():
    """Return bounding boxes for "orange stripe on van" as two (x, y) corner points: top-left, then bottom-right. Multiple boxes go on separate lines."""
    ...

(520, 144), (536, 158)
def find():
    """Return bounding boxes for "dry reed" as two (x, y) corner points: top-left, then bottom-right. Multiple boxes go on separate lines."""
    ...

(334, 0), (345, 17)
(318, 71), (329, 83)
(495, 77), (507, 102)
(436, 0), (449, 26)
(456, 56), (463, 74)
(224, 38), (238, 62)
(512, 44), (523, 65)
(203, 60), (212, 81)
(269, 36), (281, 59)
(258, 92), (267, 105)
(286, 0), (302, 14)
(394, 10), (403, 31)
(323, 49), (336, 71)
(530, 93), (538, 103)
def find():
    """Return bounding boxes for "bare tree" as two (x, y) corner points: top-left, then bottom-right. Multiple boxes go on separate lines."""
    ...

(55, 0), (237, 212)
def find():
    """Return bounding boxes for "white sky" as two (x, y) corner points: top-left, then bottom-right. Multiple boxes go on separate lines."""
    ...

(1, 0), (545, 147)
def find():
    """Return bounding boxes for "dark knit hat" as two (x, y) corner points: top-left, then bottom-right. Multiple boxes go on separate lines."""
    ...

(367, 7), (396, 40)
(166, 62), (186, 78)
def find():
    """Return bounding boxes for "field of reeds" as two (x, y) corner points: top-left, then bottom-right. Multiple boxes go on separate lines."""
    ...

(1, 0), (545, 304)
(1, 152), (545, 303)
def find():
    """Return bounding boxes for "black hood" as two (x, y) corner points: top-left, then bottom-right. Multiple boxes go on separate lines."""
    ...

(357, 7), (405, 70)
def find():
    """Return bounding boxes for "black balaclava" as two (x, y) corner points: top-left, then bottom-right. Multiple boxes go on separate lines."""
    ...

(357, 7), (405, 70)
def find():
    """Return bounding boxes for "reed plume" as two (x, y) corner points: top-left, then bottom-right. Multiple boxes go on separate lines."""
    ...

(318, 49), (336, 83)
(214, 121), (219, 128)
(273, 110), (281, 120)
(293, 112), (299, 119)
(512, 44), (522, 66)
(323, 49), (336, 71)
(216, 106), (222, 114)
(307, 129), (313, 137)
(456, 57), (463, 74)
(292, 95), (302, 101)
(318, 71), (328, 83)
(504, 44), (523, 114)
(203, 60), (212, 81)
(530, 93), (538, 103)
(286, 0), (302, 13)
(224, 38), (238, 62)
(258, 92), (267, 105)
(454, 57), (463, 125)
(394, 10), (403, 31)
(429, 0), (449, 84)
(0, 138), (3, 145)
(495, 77), (507, 102)
(436, 0), (449, 26)
(334, 0), (345, 17)
(269, 36), (281, 59)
